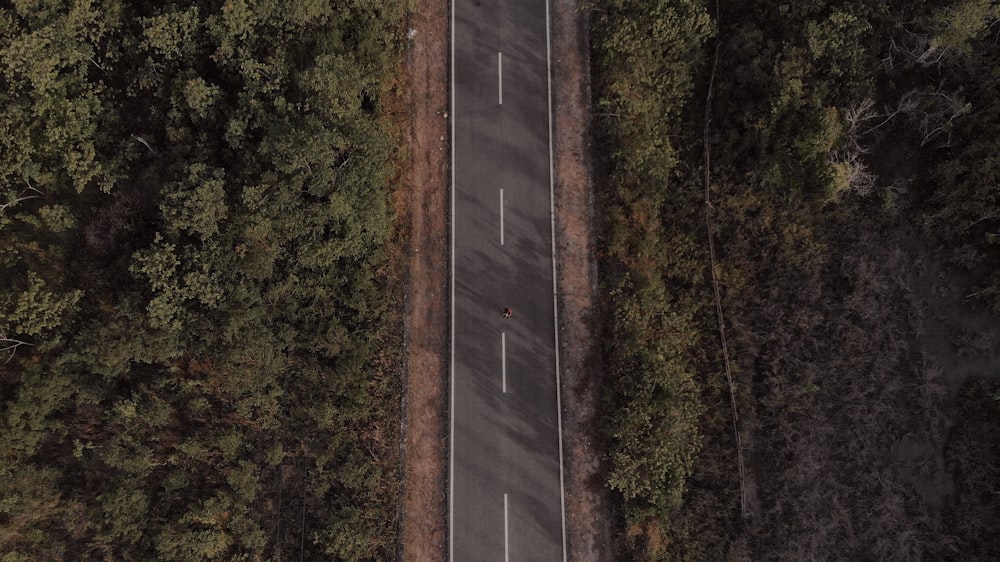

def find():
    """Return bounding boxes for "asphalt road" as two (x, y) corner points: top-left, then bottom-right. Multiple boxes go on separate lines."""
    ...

(450, 0), (566, 560)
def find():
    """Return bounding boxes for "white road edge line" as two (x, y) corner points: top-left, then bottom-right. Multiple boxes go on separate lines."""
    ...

(449, 0), (456, 557)
(500, 188), (505, 245)
(498, 52), (503, 105)
(502, 332), (507, 393)
(544, 0), (569, 560)
(504, 493), (510, 562)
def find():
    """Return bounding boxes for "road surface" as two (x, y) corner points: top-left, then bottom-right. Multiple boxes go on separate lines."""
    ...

(450, 0), (566, 560)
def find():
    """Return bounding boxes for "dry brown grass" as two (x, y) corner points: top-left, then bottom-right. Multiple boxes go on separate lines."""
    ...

(395, 0), (450, 560)
(550, 1), (614, 560)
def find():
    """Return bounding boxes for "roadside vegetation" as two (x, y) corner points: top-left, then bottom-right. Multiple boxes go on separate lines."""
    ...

(0, 1), (405, 559)
(593, 0), (1000, 559)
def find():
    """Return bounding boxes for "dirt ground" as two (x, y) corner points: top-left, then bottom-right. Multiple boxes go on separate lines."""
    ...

(397, 1), (608, 560)
(397, 0), (450, 559)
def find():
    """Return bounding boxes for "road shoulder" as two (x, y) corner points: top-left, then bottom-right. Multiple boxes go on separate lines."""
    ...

(550, 2), (613, 561)
(397, 0), (450, 560)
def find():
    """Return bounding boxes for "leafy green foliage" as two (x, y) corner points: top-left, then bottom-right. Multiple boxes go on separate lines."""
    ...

(0, 1), (404, 559)
(592, 0), (715, 555)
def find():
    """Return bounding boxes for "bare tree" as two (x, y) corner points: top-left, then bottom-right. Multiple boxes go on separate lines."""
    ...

(910, 91), (971, 147)
(886, 31), (948, 70)
(832, 98), (900, 197)
(832, 87), (964, 197)
(836, 153), (879, 196)
(842, 93), (922, 152)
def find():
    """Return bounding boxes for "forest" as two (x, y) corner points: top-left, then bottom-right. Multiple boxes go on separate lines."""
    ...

(1, 1), (405, 560)
(593, 0), (1000, 560)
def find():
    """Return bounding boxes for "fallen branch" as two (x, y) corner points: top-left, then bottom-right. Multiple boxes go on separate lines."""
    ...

(1, 192), (43, 215)
(131, 134), (159, 156)
(1, 329), (34, 364)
